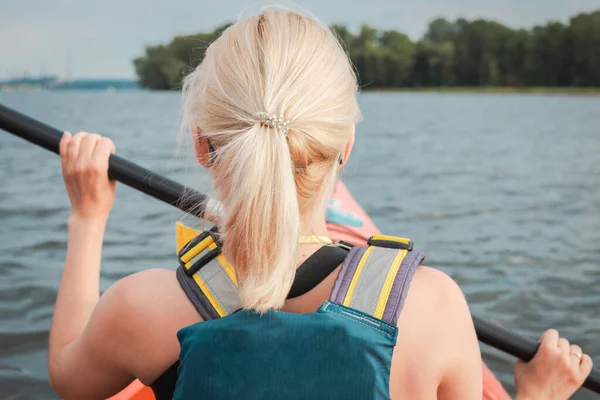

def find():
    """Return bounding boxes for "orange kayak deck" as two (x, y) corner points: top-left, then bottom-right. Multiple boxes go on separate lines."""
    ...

(108, 181), (510, 400)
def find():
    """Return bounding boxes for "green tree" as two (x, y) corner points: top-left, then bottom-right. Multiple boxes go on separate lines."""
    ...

(411, 41), (455, 86)
(134, 45), (186, 90)
(527, 23), (566, 85)
(502, 29), (530, 86)
(380, 31), (415, 86)
(424, 18), (459, 43)
(134, 10), (600, 90)
(563, 11), (600, 86)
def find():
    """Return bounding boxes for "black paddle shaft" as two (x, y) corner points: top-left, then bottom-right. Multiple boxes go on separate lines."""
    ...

(0, 103), (206, 217)
(1, 102), (599, 394)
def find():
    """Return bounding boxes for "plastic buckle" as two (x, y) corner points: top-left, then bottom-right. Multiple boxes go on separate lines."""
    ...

(178, 228), (222, 276)
(367, 235), (413, 251)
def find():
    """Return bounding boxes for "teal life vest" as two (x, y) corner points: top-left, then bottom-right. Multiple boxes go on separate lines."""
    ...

(173, 231), (425, 400)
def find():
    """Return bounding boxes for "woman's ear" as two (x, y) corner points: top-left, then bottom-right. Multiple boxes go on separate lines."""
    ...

(193, 128), (213, 168)
(340, 125), (355, 166)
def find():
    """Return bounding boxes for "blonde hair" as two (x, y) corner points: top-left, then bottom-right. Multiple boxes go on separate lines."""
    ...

(182, 10), (361, 312)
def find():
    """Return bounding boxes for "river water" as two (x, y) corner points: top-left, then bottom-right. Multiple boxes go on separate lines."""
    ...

(0, 91), (599, 399)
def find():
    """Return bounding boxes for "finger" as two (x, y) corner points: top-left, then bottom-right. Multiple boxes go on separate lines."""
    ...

(580, 354), (593, 377)
(570, 344), (583, 367)
(66, 132), (87, 173)
(76, 133), (101, 166)
(92, 137), (115, 169)
(59, 132), (72, 170)
(558, 337), (571, 358)
(59, 131), (72, 157)
(540, 329), (560, 348)
(571, 344), (583, 357)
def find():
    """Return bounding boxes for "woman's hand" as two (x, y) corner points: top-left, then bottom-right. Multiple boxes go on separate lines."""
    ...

(514, 329), (593, 400)
(59, 132), (116, 221)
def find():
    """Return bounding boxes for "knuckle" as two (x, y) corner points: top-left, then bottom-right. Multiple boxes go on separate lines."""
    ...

(541, 329), (558, 344)
(74, 164), (86, 174)
(537, 345), (550, 356)
(90, 163), (103, 173)
(540, 342), (556, 354)
(550, 347), (563, 359)
(100, 137), (115, 150)
(87, 133), (101, 142)
(74, 161), (94, 173)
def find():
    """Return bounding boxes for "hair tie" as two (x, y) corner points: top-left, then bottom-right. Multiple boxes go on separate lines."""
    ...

(252, 112), (289, 136)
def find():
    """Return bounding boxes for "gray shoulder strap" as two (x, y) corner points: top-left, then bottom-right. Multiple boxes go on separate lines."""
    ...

(330, 245), (426, 324)
(176, 231), (240, 321)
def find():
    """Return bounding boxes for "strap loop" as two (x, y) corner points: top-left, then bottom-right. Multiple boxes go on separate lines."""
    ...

(367, 234), (413, 251)
(178, 228), (222, 276)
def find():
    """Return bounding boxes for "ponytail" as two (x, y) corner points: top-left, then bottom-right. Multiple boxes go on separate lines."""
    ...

(214, 123), (299, 311)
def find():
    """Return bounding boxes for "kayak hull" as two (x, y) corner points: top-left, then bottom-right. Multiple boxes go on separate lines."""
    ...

(107, 181), (510, 400)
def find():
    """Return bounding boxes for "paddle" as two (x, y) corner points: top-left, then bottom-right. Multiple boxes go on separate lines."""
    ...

(1, 102), (599, 394)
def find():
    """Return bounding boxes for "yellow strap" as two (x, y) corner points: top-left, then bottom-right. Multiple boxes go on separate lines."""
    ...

(342, 246), (375, 306)
(373, 249), (408, 319)
(298, 235), (333, 244)
(176, 221), (201, 253)
(370, 234), (411, 245)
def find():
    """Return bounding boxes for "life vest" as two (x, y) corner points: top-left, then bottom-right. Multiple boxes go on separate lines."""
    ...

(172, 223), (425, 400)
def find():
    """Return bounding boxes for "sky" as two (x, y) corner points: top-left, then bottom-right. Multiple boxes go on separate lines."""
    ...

(1, 0), (599, 80)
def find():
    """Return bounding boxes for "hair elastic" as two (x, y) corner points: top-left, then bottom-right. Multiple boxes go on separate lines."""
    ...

(253, 112), (290, 136)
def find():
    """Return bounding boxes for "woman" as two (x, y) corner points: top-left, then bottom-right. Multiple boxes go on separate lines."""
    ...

(48, 10), (592, 400)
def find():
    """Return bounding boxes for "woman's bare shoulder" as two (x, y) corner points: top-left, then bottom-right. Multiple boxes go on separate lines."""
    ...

(401, 265), (473, 333)
(97, 268), (201, 382)
(411, 266), (466, 304)
(393, 268), (475, 362)
(108, 268), (180, 302)
(103, 269), (190, 317)
(391, 266), (481, 398)
(103, 267), (201, 338)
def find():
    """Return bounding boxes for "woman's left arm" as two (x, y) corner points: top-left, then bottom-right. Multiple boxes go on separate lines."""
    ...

(48, 132), (135, 398)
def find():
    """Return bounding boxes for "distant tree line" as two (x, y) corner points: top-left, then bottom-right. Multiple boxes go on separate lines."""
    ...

(134, 10), (600, 90)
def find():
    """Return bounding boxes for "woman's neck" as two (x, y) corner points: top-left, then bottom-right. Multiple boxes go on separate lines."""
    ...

(297, 208), (330, 264)
(299, 203), (329, 239)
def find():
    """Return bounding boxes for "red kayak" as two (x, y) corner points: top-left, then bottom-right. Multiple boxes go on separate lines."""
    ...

(108, 181), (510, 400)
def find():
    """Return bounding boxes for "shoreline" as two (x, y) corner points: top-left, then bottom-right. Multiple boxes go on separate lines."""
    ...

(2, 86), (599, 96)
(362, 87), (600, 96)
